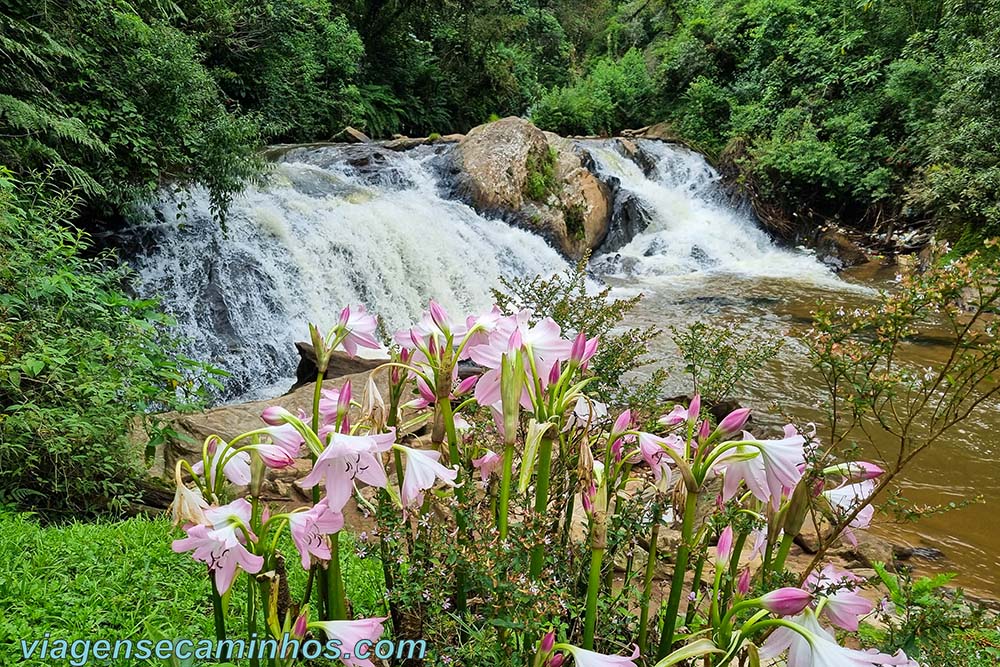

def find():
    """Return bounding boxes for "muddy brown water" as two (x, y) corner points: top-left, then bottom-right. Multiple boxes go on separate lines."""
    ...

(618, 262), (1000, 597)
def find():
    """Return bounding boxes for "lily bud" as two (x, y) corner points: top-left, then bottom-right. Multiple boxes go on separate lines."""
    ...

(548, 654), (564, 667)
(611, 410), (632, 439)
(456, 374), (478, 395)
(337, 380), (352, 430)
(737, 567), (751, 596)
(760, 587), (813, 616)
(261, 405), (294, 426)
(716, 407), (751, 438)
(292, 608), (309, 639)
(540, 630), (555, 654)
(688, 394), (701, 425)
(548, 360), (561, 385)
(697, 419), (711, 442)
(715, 525), (734, 568)
(429, 300), (450, 334)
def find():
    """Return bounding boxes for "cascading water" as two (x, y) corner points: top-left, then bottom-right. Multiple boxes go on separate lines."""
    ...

(123, 143), (567, 401)
(582, 139), (840, 286)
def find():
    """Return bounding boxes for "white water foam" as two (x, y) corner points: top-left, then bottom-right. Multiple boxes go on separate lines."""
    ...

(583, 139), (844, 288)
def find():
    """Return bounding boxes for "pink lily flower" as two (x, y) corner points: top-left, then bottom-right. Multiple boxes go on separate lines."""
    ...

(336, 305), (380, 357)
(288, 503), (345, 570)
(193, 436), (251, 487)
(311, 617), (386, 667)
(561, 643), (640, 667)
(472, 450), (503, 482)
(260, 422), (304, 460)
(659, 394), (701, 427)
(298, 430), (395, 512)
(636, 432), (681, 483)
(398, 445), (459, 507)
(805, 564), (874, 631)
(760, 609), (912, 667)
(760, 587), (813, 616)
(748, 527), (769, 560)
(823, 479), (876, 545)
(715, 429), (806, 510)
(172, 499), (262, 594)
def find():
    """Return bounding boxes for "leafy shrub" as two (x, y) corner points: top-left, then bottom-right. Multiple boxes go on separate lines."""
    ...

(670, 321), (782, 402)
(524, 147), (559, 201)
(532, 48), (653, 135)
(0, 172), (210, 513)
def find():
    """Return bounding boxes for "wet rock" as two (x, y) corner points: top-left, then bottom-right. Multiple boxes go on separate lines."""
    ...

(598, 189), (654, 253)
(336, 126), (372, 143)
(449, 118), (611, 258)
(909, 546), (946, 561)
(834, 532), (896, 571)
(453, 117), (551, 212)
(290, 343), (385, 392)
(814, 229), (869, 270)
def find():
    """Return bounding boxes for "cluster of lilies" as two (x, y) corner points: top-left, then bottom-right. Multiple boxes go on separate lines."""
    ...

(170, 301), (916, 667)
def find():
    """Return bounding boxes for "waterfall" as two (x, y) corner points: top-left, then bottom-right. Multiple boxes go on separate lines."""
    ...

(582, 139), (839, 285)
(124, 144), (567, 400)
(125, 137), (844, 402)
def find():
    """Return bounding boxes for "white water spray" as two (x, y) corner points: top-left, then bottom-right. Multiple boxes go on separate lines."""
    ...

(582, 139), (839, 286)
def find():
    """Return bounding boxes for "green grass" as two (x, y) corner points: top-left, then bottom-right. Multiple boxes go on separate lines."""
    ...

(0, 511), (385, 666)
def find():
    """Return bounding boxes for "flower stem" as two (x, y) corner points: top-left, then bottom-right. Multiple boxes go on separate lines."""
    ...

(656, 489), (699, 659)
(582, 545), (605, 649)
(327, 533), (348, 619)
(498, 441), (515, 541)
(529, 437), (555, 579)
(210, 574), (226, 642)
(771, 531), (795, 576)
(637, 502), (661, 655)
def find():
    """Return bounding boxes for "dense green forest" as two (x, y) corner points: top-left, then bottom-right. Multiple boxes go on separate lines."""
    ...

(2, 0), (997, 241)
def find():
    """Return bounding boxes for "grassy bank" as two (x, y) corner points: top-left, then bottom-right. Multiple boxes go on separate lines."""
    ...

(0, 512), (384, 666)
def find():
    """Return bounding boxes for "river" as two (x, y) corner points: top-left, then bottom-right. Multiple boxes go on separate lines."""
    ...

(123, 137), (1000, 596)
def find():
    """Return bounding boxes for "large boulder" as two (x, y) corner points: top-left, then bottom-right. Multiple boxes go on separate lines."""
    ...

(452, 117), (552, 212)
(450, 117), (611, 258)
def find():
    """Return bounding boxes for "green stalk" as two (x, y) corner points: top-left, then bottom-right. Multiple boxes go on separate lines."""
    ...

(529, 436), (555, 578)
(637, 502), (661, 655)
(582, 545), (605, 649)
(771, 531), (796, 576)
(210, 574), (227, 643)
(684, 552), (706, 627)
(437, 393), (468, 614)
(248, 574), (259, 667)
(498, 442), (515, 541)
(328, 533), (348, 619)
(656, 490), (699, 659)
